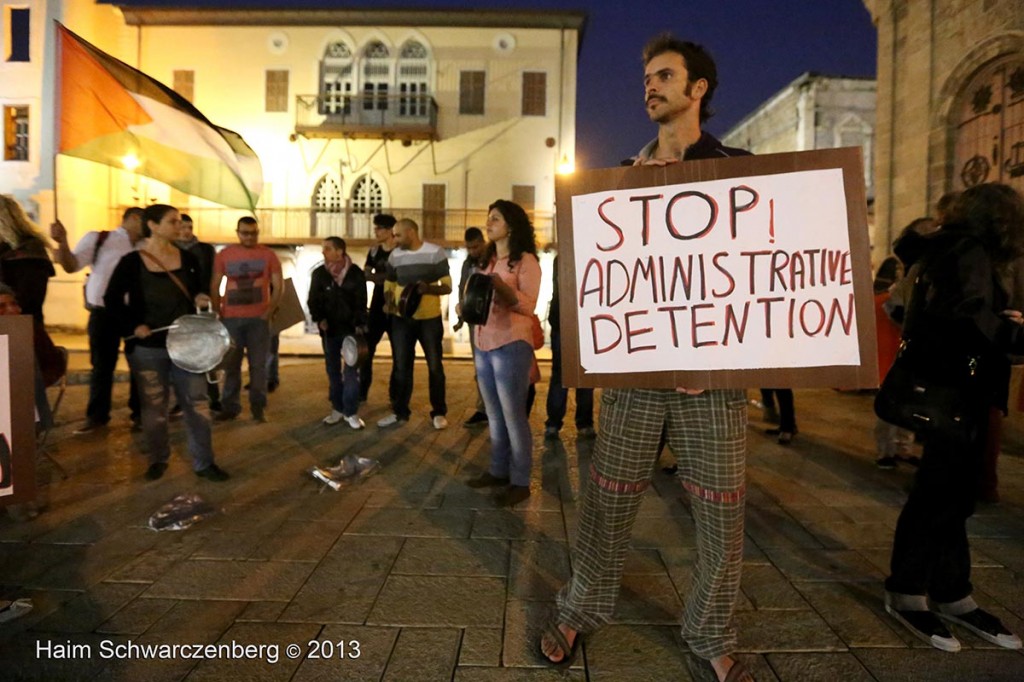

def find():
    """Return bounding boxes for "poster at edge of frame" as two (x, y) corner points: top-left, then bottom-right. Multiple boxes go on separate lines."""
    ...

(0, 315), (37, 506)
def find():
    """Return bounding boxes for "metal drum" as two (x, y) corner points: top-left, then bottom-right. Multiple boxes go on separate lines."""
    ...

(342, 332), (368, 367)
(399, 283), (424, 319)
(165, 310), (232, 374)
(461, 272), (494, 325)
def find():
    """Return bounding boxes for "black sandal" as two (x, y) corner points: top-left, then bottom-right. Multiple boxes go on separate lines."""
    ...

(539, 621), (582, 669)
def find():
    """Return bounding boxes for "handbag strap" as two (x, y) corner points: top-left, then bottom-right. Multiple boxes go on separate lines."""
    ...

(139, 249), (193, 304)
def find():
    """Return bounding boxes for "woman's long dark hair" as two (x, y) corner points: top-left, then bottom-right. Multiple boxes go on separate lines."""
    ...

(949, 183), (1024, 268)
(486, 199), (537, 266)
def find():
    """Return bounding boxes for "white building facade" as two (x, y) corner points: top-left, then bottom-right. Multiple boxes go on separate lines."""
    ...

(1, 1), (581, 330)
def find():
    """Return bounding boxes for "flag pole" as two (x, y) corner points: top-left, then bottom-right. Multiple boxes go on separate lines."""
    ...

(52, 21), (62, 223)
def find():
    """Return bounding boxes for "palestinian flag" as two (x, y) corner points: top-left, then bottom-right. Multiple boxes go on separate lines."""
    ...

(56, 23), (262, 211)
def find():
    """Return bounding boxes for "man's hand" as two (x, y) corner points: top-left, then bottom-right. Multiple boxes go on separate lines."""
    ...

(50, 221), (68, 244)
(675, 387), (705, 396)
(261, 307), (278, 322)
(133, 324), (152, 340)
(194, 294), (211, 309)
(318, 320), (328, 332)
(1003, 309), (1024, 325)
(416, 281), (430, 294)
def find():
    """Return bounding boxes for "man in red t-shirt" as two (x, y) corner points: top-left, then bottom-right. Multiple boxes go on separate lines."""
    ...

(211, 217), (282, 422)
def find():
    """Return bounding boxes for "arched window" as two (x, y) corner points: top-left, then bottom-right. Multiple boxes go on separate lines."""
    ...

(398, 40), (430, 118)
(320, 41), (354, 116)
(311, 174), (343, 236)
(362, 41), (391, 112)
(952, 55), (1024, 194)
(351, 175), (384, 239)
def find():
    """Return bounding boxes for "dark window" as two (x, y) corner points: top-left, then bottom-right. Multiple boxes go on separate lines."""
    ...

(460, 71), (485, 115)
(521, 72), (547, 116)
(7, 8), (29, 62)
(265, 70), (289, 112)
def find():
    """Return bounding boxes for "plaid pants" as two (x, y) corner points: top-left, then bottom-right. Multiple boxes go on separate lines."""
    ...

(557, 388), (748, 660)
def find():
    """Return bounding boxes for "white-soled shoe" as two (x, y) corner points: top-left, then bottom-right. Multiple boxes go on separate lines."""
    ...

(345, 415), (365, 430)
(937, 608), (1023, 650)
(432, 415), (449, 430)
(323, 410), (344, 425)
(377, 413), (400, 428)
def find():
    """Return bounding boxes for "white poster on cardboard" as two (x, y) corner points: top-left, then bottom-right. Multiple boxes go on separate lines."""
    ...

(570, 168), (859, 374)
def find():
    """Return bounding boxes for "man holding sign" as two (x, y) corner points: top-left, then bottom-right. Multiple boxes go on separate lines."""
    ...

(542, 35), (754, 682)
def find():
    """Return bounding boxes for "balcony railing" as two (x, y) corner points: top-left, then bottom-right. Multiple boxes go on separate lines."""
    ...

(295, 94), (438, 140)
(167, 206), (555, 246)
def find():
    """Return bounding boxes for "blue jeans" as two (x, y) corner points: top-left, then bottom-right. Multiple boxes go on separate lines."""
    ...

(322, 335), (360, 416)
(129, 345), (214, 471)
(475, 340), (534, 486)
(222, 317), (270, 416)
(266, 333), (280, 385)
(390, 315), (447, 419)
(545, 329), (594, 429)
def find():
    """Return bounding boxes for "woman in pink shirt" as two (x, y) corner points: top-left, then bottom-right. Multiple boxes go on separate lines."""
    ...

(465, 200), (541, 506)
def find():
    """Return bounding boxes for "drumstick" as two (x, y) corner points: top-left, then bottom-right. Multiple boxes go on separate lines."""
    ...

(126, 324), (179, 340)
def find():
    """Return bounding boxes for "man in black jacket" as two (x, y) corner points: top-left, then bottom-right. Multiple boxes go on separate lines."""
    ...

(308, 237), (367, 429)
(541, 35), (754, 682)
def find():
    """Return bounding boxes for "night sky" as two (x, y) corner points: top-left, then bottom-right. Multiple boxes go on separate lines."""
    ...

(110, 0), (878, 168)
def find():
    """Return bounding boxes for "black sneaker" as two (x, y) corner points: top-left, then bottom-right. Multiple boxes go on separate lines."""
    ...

(268, 380), (279, 393)
(885, 603), (961, 652)
(466, 472), (510, 488)
(213, 411), (239, 422)
(145, 462), (168, 480)
(876, 456), (898, 470)
(463, 411), (488, 427)
(72, 420), (105, 435)
(937, 608), (1023, 649)
(495, 485), (531, 507)
(196, 464), (230, 482)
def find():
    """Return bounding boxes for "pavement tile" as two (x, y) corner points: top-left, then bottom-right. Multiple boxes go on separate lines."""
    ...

(391, 538), (509, 577)
(740, 564), (811, 610)
(629, 514), (697, 548)
(734, 608), (846, 652)
(471, 510), (565, 542)
(622, 548), (667, 575)
(346, 507), (473, 538)
(760, 547), (883, 583)
(278, 536), (402, 624)
(766, 652), (875, 681)
(614, 573), (684, 624)
(96, 596), (179, 635)
(237, 601), (288, 623)
(453, 668), (586, 681)
(803, 521), (895, 551)
(30, 582), (147, 633)
(144, 560), (315, 602)
(367, 576), (505, 627)
(459, 627), (502, 667)
(584, 624), (689, 680)
(104, 550), (186, 584)
(792, 582), (906, 648)
(853, 648), (1024, 681)
(25, 526), (163, 590)
(248, 520), (347, 562)
(744, 505), (824, 550)
(146, 600), (248, 639)
(382, 627), (460, 681)
(508, 541), (570, 600)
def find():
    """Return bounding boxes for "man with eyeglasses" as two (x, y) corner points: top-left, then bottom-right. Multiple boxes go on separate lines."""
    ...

(210, 216), (282, 423)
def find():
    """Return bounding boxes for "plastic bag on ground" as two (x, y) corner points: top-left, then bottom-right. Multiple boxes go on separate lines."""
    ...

(310, 455), (381, 491)
(148, 493), (216, 531)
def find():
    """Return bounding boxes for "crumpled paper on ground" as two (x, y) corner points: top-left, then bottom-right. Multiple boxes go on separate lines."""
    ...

(310, 455), (381, 491)
(148, 493), (216, 531)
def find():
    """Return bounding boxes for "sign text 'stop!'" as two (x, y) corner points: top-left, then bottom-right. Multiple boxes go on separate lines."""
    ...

(554, 148), (878, 390)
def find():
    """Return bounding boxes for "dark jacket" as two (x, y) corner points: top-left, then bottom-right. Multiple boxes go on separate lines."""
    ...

(634, 131), (751, 164)
(104, 249), (205, 350)
(902, 226), (1023, 412)
(308, 262), (367, 338)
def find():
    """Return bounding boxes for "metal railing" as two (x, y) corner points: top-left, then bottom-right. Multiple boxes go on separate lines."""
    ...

(295, 93), (438, 139)
(173, 206), (556, 246)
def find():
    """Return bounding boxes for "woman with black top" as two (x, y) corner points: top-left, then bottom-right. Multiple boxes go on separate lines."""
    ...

(104, 204), (228, 482)
(882, 184), (1023, 652)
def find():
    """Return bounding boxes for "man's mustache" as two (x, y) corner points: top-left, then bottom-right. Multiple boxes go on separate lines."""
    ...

(646, 95), (666, 105)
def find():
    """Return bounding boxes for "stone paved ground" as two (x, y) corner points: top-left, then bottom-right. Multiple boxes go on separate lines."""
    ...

(2, 356), (1024, 681)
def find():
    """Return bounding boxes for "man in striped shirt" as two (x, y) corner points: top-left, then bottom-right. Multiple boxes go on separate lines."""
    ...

(378, 218), (452, 430)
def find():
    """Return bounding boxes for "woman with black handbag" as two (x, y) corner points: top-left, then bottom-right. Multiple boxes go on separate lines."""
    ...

(881, 184), (1024, 652)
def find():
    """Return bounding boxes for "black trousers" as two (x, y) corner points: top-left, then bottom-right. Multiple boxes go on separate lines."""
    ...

(885, 411), (987, 603)
(360, 312), (393, 402)
(86, 308), (139, 424)
(760, 388), (796, 432)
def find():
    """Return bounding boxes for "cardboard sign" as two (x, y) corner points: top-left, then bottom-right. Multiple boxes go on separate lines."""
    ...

(554, 148), (877, 389)
(271, 278), (305, 335)
(0, 316), (37, 506)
